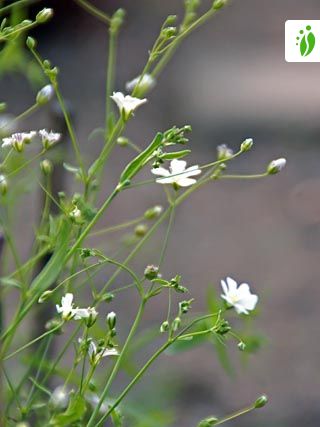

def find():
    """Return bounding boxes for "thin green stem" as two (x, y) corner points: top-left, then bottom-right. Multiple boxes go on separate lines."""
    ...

(3, 322), (62, 361)
(87, 299), (146, 426)
(0, 0), (40, 16)
(73, 0), (110, 24)
(105, 28), (118, 138)
(88, 216), (143, 238)
(214, 405), (255, 425)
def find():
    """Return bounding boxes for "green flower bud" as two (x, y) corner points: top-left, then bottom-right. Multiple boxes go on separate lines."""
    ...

(101, 292), (115, 303)
(134, 224), (148, 237)
(197, 416), (219, 427)
(212, 0), (228, 10)
(144, 264), (159, 280)
(0, 175), (8, 195)
(267, 158), (286, 175)
(36, 84), (54, 105)
(0, 102), (7, 113)
(238, 341), (246, 351)
(45, 318), (63, 334)
(40, 159), (53, 175)
(36, 8), (54, 23)
(26, 36), (36, 49)
(106, 311), (116, 330)
(172, 317), (181, 331)
(38, 289), (54, 303)
(144, 205), (163, 220)
(160, 320), (170, 333)
(254, 395), (268, 409)
(161, 26), (177, 39)
(240, 138), (253, 152)
(117, 136), (129, 146)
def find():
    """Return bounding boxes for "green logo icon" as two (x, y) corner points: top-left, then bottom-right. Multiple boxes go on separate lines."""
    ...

(296, 25), (316, 56)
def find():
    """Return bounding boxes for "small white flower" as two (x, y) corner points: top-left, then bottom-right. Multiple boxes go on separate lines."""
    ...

(267, 158), (287, 175)
(88, 340), (118, 365)
(110, 91), (147, 118)
(106, 311), (116, 329)
(151, 159), (201, 187)
(217, 144), (233, 160)
(220, 277), (258, 315)
(2, 131), (37, 151)
(38, 129), (61, 149)
(49, 386), (70, 410)
(56, 293), (75, 320)
(126, 74), (156, 93)
(73, 306), (98, 321)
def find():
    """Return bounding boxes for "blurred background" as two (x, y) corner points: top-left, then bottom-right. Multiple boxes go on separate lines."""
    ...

(1, 0), (320, 426)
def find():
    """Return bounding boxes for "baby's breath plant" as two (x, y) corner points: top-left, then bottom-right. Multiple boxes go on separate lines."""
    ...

(0, 1), (286, 426)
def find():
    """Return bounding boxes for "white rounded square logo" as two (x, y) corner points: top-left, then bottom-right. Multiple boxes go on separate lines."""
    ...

(285, 20), (320, 62)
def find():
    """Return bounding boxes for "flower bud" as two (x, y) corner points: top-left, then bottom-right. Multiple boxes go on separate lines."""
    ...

(0, 175), (8, 195)
(45, 318), (63, 334)
(267, 158), (286, 175)
(164, 15), (177, 26)
(0, 102), (7, 112)
(160, 320), (169, 333)
(240, 138), (253, 152)
(101, 292), (114, 303)
(197, 416), (219, 427)
(49, 386), (69, 410)
(213, 0), (228, 10)
(134, 224), (148, 237)
(161, 26), (177, 39)
(144, 205), (163, 220)
(117, 136), (129, 146)
(110, 8), (125, 33)
(107, 311), (116, 330)
(38, 289), (54, 303)
(144, 264), (159, 280)
(69, 206), (83, 224)
(40, 159), (53, 175)
(36, 84), (54, 105)
(172, 317), (181, 332)
(238, 341), (246, 351)
(254, 394), (268, 409)
(26, 36), (36, 49)
(36, 8), (54, 23)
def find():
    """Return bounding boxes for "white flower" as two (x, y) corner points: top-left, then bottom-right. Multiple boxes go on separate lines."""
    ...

(267, 158), (287, 175)
(126, 74), (156, 93)
(73, 307), (98, 321)
(39, 129), (61, 149)
(217, 144), (233, 160)
(49, 386), (70, 410)
(151, 159), (201, 187)
(56, 293), (75, 320)
(220, 277), (258, 315)
(2, 131), (37, 151)
(88, 340), (118, 365)
(110, 91), (147, 118)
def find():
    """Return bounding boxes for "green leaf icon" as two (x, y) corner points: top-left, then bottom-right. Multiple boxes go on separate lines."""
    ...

(299, 27), (316, 57)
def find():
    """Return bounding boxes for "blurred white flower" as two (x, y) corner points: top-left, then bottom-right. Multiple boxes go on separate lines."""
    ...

(217, 144), (233, 160)
(49, 385), (70, 410)
(56, 293), (75, 320)
(126, 74), (156, 93)
(88, 340), (119, 365)
(2, 131), (37, 151)
(110, 91), (147, 118)
(220, 277), (258, 315)
(267, 158), (287, 175)
(151, 159), (201, 187)
(39, 129), (61, 149)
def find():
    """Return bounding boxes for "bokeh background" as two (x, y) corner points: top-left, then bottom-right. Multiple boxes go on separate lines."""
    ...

(1, 0), (320, 426)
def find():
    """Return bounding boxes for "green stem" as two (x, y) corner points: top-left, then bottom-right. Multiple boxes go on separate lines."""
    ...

(105, 28), (118, 139)
(3, 322), (62, 361)
(73, 0), (110, 24)
(87, 299), (146, 426)
(214, 405), (255, 425)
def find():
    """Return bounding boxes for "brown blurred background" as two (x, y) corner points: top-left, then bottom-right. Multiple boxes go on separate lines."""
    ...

(2, 0), (320, 425)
